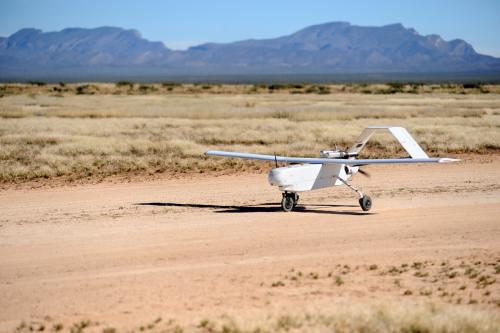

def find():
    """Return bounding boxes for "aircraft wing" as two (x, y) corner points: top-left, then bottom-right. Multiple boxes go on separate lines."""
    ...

(205, 150), (458, 165)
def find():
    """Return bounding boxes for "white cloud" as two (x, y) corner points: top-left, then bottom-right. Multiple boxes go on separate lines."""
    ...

(163, 40), (206, 50)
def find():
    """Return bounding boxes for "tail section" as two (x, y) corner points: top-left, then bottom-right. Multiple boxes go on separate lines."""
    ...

(348, 126), (428, 159)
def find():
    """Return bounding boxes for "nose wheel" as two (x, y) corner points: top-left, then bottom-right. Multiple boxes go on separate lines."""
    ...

(359, 195), (372, 211)
(281, 192), (299, 212)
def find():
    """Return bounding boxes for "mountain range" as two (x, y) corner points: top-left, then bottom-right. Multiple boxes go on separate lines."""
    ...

(1, 22), (499, 81)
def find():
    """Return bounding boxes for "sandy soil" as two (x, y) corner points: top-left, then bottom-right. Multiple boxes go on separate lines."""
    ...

(1, 157), (499, 331)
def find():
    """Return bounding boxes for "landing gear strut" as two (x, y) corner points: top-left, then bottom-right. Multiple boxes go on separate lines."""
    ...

(335, 176), (372, 212)
(281, 192), (299, 212)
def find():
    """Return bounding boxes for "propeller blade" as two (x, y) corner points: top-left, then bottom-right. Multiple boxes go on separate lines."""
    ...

(358, 168), (371, 178)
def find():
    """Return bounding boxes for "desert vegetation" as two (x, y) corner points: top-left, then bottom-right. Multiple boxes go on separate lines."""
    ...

(11, 302), (500, 333)
(0, 84), (499, 186)
(1, 82), (500, 97)
(273, 259), (499, 307)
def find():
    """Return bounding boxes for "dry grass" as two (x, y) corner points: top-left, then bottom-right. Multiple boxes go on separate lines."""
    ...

(12, 302), (500, 333)
(0, 88), (499, 184)
(207, 303), (500, 333)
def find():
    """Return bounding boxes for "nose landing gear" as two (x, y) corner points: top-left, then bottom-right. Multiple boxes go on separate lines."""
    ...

(335, 175), (373, 212)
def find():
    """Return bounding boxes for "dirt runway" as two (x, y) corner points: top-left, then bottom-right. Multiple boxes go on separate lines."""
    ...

(1, 157), (499, 331)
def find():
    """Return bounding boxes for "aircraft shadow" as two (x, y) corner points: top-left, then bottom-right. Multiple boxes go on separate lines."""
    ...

(136, 202), (372, 216)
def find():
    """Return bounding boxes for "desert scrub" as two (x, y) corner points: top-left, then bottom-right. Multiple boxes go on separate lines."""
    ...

(271, 280), (285, 287)
(0, 92), (499, 184)
(14, 302), (500, 333)
(335, 276), (344, 286)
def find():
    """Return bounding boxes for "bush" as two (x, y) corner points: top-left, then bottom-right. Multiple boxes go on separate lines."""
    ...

(387, 82), (404, 90)
(161, 82), (181, 88)
(28, 81), (46, 86)
(317, 85), (331, 94)
(76, 85), (90, 94)
(116, 81), (134, 88)
(463, 83), (482, 89)
(138, 85), (157, 92)
(268, 84), (288, 91)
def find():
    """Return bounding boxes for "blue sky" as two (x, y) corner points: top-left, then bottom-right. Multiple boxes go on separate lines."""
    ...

(1, 0), (499, 56)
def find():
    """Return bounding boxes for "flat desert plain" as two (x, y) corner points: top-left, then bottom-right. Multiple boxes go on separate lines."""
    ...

(1, 87), (500, 332)
(1, 157), (499, 332)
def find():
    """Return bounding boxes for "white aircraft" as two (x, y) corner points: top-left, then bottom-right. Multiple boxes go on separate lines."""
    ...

(205, 126), (458, 212)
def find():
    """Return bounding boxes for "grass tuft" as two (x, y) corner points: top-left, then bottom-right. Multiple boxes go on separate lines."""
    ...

(271, 280), (285, 287)
(335, 276), (344, 286)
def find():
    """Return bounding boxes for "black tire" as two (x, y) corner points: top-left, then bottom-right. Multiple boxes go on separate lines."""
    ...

(359, 195), (372, 211)
(293, 194), (299, 207)
(281, 194), (295, 212)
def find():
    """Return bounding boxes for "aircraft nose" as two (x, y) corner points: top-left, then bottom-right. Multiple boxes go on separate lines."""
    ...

(268, 168), (287, 186)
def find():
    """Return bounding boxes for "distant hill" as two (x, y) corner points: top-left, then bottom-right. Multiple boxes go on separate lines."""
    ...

(0, 27), (170, 66)
(1, 22), (499, 81)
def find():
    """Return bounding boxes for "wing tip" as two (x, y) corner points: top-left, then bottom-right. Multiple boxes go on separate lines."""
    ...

(438, 158), (460, 163)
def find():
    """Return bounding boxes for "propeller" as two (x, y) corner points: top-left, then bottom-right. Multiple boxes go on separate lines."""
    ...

(358, 168), (371, 178)
(345, 165), (370, 178)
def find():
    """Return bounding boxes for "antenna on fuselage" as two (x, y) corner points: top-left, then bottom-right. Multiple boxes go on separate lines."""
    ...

(274, 153), (278, 168)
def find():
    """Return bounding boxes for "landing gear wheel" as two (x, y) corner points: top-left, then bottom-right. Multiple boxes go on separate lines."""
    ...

(293, 194), (299, 208)
(359, 195), (372, 212)
(281, 193), (295, 212)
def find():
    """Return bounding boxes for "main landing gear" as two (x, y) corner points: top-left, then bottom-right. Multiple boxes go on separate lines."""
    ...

(279, 179), (372, 212)
(281, 192), (299, 212)
(335, 176), (372, 212)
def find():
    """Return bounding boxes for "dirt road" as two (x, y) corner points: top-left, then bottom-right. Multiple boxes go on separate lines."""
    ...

(1, 157), (499, 331)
